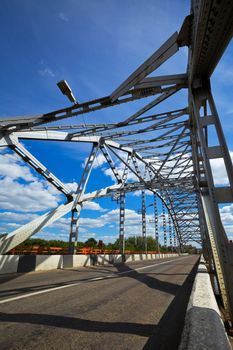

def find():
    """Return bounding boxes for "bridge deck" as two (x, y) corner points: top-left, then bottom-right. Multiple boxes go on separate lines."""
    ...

(0, 255), (199, 350)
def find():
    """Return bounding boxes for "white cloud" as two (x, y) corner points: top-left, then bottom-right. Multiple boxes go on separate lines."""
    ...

(101, 235), (118, 243)
(219, 204), (233, 238)
(0, 177), (61, 212)
(0, 211), (38, 222)
(39, 67), (56, 77)
(0, 221), (21, 234)
(82, 201), (107, 212)
(57, 12), (69, 22)
(220, 204), (233, 225)
(224, 225), (233, 235)
(65, 182), (78, 193)
(0, 151), (62, 213)
(35, 231), (69, 241)
(79, 232), (97, 240)
(103, 160), (145, 182)
(0, 152), (35, 181)
(82, 153), (107, 169)
(80, 217), (104, 228)
(0, 150), (107, 237)
(210, 151), (233, 185)
(93, 153), (107, 169)
(132, 190), (153, 197)
(103, 167), (122, 182)
(77, 208), (159, 232)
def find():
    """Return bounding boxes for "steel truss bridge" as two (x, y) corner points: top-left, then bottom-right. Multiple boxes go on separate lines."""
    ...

(1, 0), (233, 323)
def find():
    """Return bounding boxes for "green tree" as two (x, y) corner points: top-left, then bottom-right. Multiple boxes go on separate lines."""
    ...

(85, 237), (97, 248)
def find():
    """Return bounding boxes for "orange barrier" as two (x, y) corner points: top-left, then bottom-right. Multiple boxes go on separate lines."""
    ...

(8, 245), (172, 255)
(9, 245), (68, 255)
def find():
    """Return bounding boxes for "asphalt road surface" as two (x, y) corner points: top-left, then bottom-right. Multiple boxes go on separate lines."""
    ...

(0, 255), (199, 350)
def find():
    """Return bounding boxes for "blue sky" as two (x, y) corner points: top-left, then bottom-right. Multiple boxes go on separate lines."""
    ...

(1, 0), (233, 244)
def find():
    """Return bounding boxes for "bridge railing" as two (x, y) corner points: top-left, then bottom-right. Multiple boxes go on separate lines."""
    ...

(7, 245), (175, 255)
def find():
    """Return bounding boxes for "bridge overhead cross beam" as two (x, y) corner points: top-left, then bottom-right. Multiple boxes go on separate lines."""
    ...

(190, 0), (233, 83)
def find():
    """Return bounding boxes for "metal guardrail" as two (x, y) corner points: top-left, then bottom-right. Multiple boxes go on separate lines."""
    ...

(7, 245), (172, 255)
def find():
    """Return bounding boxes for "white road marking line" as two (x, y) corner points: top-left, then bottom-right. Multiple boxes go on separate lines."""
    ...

(0, 282), (81, 304)
(0, 256), (188, 304)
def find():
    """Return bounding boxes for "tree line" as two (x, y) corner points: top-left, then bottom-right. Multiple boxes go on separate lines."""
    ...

(20, 236), (200, 254)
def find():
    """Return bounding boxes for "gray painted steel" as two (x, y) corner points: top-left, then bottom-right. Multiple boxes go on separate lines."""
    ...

(0, 0), (233, 323)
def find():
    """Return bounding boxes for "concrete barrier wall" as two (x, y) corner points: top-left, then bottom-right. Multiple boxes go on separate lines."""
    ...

(179, 257), (231, 350)
(0, 255), (19, 274)
(36, 255), (63, 271)
(0, 253), (180, 274)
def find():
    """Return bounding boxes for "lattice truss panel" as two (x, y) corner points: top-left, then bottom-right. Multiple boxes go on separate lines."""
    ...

(0, 30), (200, 254)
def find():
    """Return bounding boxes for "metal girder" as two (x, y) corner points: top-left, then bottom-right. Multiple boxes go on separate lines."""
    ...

(0, 87), (172, 131)
(190, 0), (233, 80)
(100, 144), (123, 184)
(122, 86), (182, 124)
(69, 143), (100, 251)
(11, 138), (72, 200)
(133, 73), (188, 90)
(118, 153), (131, 253)
(30, 107), (188, 135)
(190, 83), (233, 321)
(110, 32), (179, 102)
(99, 115), (187, 141)
(72, 143), (100, 209)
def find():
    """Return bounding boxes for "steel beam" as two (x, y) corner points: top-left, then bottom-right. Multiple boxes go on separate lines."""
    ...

(110, 32), (179, 102)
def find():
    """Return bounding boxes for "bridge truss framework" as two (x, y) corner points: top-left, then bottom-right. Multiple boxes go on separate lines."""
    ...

(1, 0), (233, 323)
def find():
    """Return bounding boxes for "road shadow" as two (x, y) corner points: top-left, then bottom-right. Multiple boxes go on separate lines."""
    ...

(0, 272), (25, 285)
(0, 274), (112, 299)
(0, 312), (155, 337)
(114, 263), (182, 296)
(143, 258), (199, 349)
(0, 257), (195, 301)
(0, 258), (199, 349)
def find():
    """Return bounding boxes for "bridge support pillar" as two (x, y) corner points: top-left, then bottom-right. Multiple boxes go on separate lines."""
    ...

(190, 83), (233, 322)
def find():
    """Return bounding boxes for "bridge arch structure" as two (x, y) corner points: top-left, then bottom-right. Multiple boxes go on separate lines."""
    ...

(1, 0), (233, 323)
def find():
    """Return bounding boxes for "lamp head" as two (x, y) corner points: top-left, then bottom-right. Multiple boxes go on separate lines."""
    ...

(57, 80), (77, 103)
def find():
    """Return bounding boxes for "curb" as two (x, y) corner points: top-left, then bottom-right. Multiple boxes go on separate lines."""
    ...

(179, 257), (231, 350)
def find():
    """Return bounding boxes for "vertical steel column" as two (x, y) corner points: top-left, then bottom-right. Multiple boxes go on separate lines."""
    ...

(100, 143), (126, 253)
(69, 208), (81, 254)
(190, 84), (233, 321)
(69, 143), (99, 253)
(141, 188), (147, 254)
(162, 200), (167, 248)
(168, 213), (173, 249)
(173, 228), (177, 250)
(147, 168), (160, 253)
(132, 155), (147, 253)
(142, 166), (148, 254)
(153, 194), (160, 253)
(119, 154), (131, 253)
(119, 191), (125, 254)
